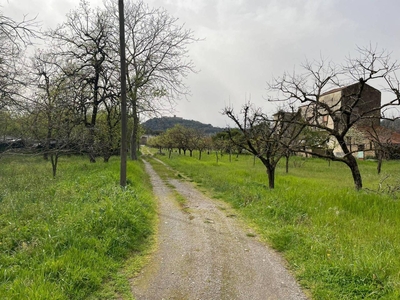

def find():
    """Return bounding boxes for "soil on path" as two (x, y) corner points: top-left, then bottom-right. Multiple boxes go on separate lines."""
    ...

(131, 159), (308, 300)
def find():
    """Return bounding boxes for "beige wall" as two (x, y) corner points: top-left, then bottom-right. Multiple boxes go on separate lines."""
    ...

(302, 83), (381, 158)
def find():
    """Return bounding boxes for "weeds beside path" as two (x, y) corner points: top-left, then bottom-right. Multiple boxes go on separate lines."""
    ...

(131, 157), (308, 299)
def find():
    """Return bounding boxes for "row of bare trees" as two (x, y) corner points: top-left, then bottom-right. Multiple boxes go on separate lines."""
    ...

(0, 0), (197, 173)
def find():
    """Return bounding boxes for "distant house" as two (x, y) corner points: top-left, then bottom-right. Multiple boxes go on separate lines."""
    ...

(140, 135), (149, 145)
(355, 125), (400, 159)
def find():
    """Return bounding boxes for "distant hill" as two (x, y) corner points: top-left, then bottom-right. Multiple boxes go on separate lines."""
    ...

(142, 116), (224, 135)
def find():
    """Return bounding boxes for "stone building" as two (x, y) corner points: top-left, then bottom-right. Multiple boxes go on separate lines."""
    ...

(299, 82), (382, 158)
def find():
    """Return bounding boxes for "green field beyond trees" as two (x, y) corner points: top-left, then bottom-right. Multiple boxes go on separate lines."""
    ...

(148, 149), (400, 299)
(0, 156), (156, 299)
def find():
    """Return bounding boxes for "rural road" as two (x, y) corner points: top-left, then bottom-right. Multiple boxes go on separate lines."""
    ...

(131, 159), (308, 300)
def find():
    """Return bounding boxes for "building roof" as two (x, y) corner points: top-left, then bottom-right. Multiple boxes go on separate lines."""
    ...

(320, 86), (345, 97)
(320, 82), (379, 97)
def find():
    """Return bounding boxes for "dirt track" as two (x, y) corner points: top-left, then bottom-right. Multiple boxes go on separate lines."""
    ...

(131, 159), (308, 300)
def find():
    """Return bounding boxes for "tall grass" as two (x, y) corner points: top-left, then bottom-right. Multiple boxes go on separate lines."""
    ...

(150, 149), (400, 299)
(0, 155), (156, 299)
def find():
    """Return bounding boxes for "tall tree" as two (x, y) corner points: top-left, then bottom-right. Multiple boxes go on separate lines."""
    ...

(46, 0), (116, 162)
(105, 0), (198, 160)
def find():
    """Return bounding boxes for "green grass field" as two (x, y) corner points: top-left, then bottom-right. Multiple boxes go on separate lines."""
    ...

(0, 155), (156, 300)
(148, 149), (400, 299)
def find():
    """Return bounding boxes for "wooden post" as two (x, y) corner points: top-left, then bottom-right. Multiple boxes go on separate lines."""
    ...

(119, 0), (128, 187)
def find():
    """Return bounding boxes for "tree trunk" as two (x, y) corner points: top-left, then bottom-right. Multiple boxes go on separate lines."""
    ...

(103, 140), (112, 162)
(377, 151), (383, 174)
(199, 150), (202, 160)
(266, 166), (275, 189)
(260, 157), (276, 189)
(103, 150), (111, 162)
(50, 153), (58, 178)
(346, 155), (363, 190)
(338, 136), (362, 190)
(88, 79), (100, 163)
(44, 125), (51, 161)
(285, 154), (290, 173)
(88, 126), (96, 163)
(129, 87), (139, 161)
(377, 158), (382, 174)
(130, 112), (139, 160)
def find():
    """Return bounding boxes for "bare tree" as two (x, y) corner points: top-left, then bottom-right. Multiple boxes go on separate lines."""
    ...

(29, 51), (82, 177)
(0, 11), (40, 109)
(224, 103), (303, 189)
(30, 50), (63, 160)
(268, 45), (400, 190)
(46, 0), (117, 163)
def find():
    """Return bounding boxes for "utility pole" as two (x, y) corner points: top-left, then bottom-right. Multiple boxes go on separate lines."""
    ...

(119, 0), (128, 187)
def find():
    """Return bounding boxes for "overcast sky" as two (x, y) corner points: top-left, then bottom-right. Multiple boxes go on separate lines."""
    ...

(2, 0), (400, 127)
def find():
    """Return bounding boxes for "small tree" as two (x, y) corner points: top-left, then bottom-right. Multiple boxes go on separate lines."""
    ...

(29, 53), (82, 177)
(147, 135), (164, 155)
(223, 103), (303, 189)
(212, 129), (245, 161)
(196, 134), (212, 160)
(166, 124), (188, 155)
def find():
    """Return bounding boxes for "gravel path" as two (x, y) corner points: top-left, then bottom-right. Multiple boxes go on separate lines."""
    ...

(131, 159), (308, 300)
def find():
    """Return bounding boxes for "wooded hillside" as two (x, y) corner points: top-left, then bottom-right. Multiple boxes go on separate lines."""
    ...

(142, 116), (223, 135)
